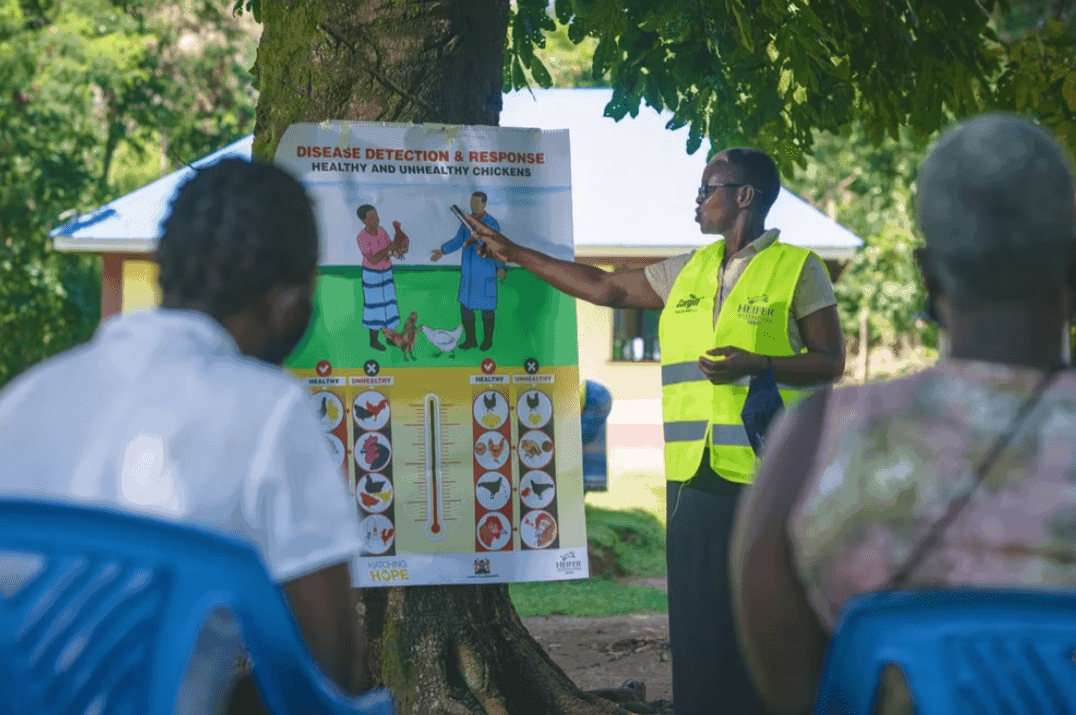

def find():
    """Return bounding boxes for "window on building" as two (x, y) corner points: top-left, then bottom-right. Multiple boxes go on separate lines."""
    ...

(611, 308), (661, 362)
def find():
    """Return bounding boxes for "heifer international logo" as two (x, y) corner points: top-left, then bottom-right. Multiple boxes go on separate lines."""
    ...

(737, 294), (776, 326)
(555, 550), (584, 574)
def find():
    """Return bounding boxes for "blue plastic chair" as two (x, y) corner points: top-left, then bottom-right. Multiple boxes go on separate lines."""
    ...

(813, 588), (1076, 715)
(0, 499), (394, 715)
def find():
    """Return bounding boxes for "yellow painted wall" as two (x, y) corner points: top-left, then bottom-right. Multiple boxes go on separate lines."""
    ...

(572, 262), (662, 405)
(121, 260), (162, 314)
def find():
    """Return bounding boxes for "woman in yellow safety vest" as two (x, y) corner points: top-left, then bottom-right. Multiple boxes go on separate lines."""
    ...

(463, 148), (845, 715)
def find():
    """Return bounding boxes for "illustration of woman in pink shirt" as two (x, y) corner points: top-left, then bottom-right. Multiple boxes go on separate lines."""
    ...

(356, 204), (402, 351)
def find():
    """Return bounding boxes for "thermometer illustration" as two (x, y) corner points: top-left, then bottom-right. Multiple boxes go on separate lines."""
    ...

(424, 393), (447, 541)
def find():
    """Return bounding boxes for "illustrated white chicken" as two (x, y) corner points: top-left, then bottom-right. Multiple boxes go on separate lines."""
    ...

(419, 324), (464, 358)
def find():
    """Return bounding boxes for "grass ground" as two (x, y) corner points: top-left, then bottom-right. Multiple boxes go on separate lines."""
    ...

(510, 487), (669, 617)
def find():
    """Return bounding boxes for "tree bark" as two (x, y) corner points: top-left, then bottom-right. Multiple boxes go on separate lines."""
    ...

(253, 3), (622, 713)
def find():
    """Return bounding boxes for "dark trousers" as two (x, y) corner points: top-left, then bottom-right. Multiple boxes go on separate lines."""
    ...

(666, 464), (772, 715)
(460, 305), (495, 323)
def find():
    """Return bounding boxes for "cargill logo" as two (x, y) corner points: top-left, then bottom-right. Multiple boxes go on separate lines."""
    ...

(676, 294), (703, 311)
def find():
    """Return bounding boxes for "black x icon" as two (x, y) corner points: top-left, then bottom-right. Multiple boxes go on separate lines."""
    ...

(524, 358), (539, 374)
(364, 360), (380, 376)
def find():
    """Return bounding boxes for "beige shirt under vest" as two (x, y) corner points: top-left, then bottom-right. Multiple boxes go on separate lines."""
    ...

(643, 229), (837, 353)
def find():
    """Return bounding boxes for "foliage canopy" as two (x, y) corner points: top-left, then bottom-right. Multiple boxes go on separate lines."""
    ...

(0, 0), (256, 387)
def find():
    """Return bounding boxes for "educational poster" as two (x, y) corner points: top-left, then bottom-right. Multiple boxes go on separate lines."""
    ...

(275, 122), (588, 587)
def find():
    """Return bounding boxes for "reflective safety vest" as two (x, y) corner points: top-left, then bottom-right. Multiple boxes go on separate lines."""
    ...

(658, 238), (817, 484)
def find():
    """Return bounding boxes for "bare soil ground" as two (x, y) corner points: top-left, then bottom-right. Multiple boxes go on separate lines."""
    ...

(522, 578), (672, 712)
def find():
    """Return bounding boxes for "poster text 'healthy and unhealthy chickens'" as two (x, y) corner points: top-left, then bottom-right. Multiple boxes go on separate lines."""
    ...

(275, 122), (588, 587)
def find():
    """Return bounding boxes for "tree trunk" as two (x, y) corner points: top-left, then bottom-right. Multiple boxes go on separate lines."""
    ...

(253, 3), (621, 713)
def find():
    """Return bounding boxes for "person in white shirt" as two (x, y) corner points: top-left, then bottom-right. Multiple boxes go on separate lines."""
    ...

(0, 158), (366, 713)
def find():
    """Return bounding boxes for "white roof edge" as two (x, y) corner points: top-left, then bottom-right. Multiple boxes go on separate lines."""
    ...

(55, 237), (857, 262)
(52, 237), (156, 254)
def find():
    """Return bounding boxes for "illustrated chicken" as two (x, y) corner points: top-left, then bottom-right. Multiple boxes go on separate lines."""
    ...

(476, 476), (504, 498)
(526, 392), (542, 425)
(521, 475), (554, 500)
(529, 480), (554, 498)
(361, 435), (391, 470)
(389, 220), (410, 259)
(365, 397), (389, 420)
(535, 513), (557, 547)
(381, 311), (418, 361)
(359, 480), (393, 509)
(479, 516), (505, 547)
(520, 439), (542, 459)
(353, 396), (388, 422)
(487, 435), (506, 461)
(325, 398), (339, 423)
(419, 324), (464, 357)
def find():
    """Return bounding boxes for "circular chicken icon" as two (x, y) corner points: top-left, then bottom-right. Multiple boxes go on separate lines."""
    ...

(357, 472), (394, 514)
(473, 391), (508, 431)
(355, 431), (392, 473)
(474, 471), (510, 511)
(362, 514), (395, 555)
(516, 390), (552, 430)
(325, 434), (346, 468)
(311, 391), (344, 431)
(520, 509), (558, 549)
(518, 430), (554, 470)
(352, 391), (390, 432)
(476, 511), (511, 551)
(474, 431), (510, 471)
(519, 470), (556, 510)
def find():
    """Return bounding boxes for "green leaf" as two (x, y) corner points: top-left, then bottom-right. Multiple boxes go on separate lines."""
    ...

(592, 34), (615, 78)
(1063, 71), (1076, 113)
(567, 17), (588, 44)
(530, 56), (553, 88)
(665, 114), (688, 131)
(686, 115), (706, 155)
(727, 0), (754, 54)
(643, 72), (663, 111)
(554, 0), (573, 25)
(512, 56), (527, 89)
(660, 77), (679, 113)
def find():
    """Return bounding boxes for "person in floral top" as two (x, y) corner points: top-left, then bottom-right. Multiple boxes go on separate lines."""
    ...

(730, 113), (1076, 715)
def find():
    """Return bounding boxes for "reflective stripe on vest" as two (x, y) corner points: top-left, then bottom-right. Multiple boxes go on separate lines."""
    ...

(658, 238), (818, 484)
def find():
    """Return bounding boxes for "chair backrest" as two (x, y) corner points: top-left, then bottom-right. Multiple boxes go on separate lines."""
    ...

(0, 499), (392, 715)
(813, 589), (1076, 715)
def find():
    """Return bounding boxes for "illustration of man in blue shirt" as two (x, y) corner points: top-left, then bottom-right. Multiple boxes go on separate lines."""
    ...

(430, 191), (506, 351)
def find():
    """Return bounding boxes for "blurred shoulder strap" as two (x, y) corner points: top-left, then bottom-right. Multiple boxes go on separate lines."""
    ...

(886, 368), (1063, 589)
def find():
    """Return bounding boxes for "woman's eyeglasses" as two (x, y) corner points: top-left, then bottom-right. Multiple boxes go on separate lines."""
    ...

(698, 182), (746, 198)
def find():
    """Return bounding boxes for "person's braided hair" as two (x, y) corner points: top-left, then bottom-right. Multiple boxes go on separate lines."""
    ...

(157, 158), (318, 319)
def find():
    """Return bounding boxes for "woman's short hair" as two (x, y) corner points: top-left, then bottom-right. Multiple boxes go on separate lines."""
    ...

(157, 158), (318, 318)
(916, 113), (1076, 302)
(725, 148), (781, 218)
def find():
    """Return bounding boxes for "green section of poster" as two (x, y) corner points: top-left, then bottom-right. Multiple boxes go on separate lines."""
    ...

(287, 268), (578, 370)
